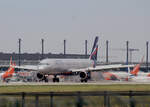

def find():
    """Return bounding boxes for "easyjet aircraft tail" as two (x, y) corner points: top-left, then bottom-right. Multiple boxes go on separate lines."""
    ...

(2, 57), (15, 80)
(129, 56), (144, 76)
(130, 64), (140, 76)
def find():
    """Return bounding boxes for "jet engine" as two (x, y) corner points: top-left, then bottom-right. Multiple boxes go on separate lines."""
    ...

(79, 71), (88, 80)
(37, 73), (44, 80)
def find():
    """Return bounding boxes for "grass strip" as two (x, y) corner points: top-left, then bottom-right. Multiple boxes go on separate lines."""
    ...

(0, 84), (150, 93)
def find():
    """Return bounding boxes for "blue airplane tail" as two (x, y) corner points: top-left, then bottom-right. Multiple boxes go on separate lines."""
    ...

(89, 36), (99, 67)
(89, 36), (99, 61)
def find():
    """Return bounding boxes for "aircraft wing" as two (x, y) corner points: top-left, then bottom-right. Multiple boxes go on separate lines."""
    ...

(0, 65), (38, 72)
(14, 65), (38, 71)
(70, 64), (135, 72)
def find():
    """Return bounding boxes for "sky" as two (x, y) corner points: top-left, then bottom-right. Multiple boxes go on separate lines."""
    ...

(0, 0), (150, 62)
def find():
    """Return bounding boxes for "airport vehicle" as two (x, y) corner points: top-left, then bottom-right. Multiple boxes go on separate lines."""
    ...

(15, 36), (134, 82)
(0, 57), (16, 82)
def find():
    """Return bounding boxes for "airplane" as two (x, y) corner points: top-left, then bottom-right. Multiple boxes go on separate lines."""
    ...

(125, 57), (150, 82)
(102, 64), (140, 81)
(129, 74), (150, 82)
(0, 57), (16, 82)
(15, 36), (134, 82)
(102, 58), (148, 82)
(128, 63), (150, 82)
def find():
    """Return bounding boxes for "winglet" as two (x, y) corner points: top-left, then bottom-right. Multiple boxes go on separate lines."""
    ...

(10, 57), (13, 66)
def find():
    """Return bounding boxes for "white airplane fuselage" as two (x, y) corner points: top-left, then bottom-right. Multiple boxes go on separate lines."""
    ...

(105, 71), (150, 82)
(38, 58), (94, 74)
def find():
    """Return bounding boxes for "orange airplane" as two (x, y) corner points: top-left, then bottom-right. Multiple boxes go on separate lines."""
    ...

(0, 57), (15, 82)
(102, 56), (144, 81)
(102, 63), (140, 81)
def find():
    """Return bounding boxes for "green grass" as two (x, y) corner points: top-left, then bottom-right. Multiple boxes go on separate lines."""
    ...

(0, 84), (150, 93)
(1, 84), (150, 107)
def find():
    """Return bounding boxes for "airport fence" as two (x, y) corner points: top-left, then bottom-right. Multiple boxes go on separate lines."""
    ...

(0, 91), (150, 107)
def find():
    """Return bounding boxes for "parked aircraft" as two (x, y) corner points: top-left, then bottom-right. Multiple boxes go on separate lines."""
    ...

(102, 64), (140, 81)
(102, 59), (150, 82)
(0, 57), (15, 82)
(128, 63), (150, 82)
(15, 36), (134, 82)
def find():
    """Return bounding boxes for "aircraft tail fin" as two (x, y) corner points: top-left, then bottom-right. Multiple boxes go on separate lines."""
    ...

(89, 36), (99, 67)
(9, 57), (15, 73)
(2, 57), (15, 79)
(130, 56), (143, 76)
(89, 36), (99, 61)
(130, 64), (140, 76)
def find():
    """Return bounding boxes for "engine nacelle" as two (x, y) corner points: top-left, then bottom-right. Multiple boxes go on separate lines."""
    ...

(79, 71), (88, 79)
(37, 73), (44, 80)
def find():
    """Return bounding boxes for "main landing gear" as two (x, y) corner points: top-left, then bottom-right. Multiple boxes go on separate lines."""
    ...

(44, 76), (49, 82)
(80, 78), (88, 82)
(53, 75), (59, 82)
